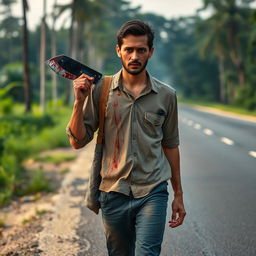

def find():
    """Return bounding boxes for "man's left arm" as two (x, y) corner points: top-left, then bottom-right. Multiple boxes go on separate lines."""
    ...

(163, 146), (186, 228)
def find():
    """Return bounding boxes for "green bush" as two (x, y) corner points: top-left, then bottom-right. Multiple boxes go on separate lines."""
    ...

(0, 114), (55, 139)
(0, 97), (14, 114)
(0, 105), (72, 205)
(0, 154), (20, 177)
(18, 169), (52, 196)
(234, 85), (256, 111)
(0, 167), (14, 205)
(0, 166), (15, 192)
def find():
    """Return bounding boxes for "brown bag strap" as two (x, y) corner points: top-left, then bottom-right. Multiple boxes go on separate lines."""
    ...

(97, 76), (112, 145)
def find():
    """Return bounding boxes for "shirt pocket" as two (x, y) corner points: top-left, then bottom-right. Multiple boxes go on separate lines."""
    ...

(143, 112), (165, 137)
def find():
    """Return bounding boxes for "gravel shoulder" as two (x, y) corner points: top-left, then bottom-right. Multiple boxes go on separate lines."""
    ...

(0, 140), (107, 256)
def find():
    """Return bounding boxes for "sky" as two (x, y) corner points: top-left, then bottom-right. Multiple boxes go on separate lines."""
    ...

(130, 0), (204, 18)
(9, 0), (205, 30)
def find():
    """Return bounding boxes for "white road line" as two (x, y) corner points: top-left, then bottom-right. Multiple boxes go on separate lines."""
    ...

(203, 129), (213, 135)
(249, 151), (256, 158)
(187, 120), (194, 126)
(194, 123), (201, 130)
(221, 137), (234, 146)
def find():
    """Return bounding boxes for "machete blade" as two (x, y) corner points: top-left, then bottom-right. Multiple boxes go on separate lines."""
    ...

(46, 55), (103, 83)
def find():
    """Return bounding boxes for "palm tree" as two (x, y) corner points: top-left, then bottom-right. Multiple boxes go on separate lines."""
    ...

(21, 0), (31, 112)
(200, 0), (253, 89)
(198, 0), (252, 103)
(55, 0), (104, 104)
(51, 0), (58, 105)
(40, 0), (47, 112)
(196, 17), (229, 103)
(54, 0), (136, 103)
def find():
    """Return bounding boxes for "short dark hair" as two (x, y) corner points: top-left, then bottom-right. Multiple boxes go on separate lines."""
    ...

(117, 20), (154, 50)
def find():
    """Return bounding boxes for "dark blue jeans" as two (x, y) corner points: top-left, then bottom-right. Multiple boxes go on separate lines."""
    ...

(99, 181), (169, 256)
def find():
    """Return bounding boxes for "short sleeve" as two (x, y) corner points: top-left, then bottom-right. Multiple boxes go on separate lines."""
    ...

(161, 92), (179, 148)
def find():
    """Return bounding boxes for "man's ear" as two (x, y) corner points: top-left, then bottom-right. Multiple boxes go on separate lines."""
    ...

(149, 47), (154, 58)
(116, 44), (121, 58)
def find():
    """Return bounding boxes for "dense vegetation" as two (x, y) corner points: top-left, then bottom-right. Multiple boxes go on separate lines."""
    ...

(0, 104), (71, 205)
(0, 0), (255, 205)
(1, 0), (255, 109)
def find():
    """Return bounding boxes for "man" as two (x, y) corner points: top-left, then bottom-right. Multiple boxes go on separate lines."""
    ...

(66, 20), (186, 256)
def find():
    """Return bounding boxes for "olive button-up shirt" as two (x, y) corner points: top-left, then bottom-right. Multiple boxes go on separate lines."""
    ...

(83, 70), (179, 198)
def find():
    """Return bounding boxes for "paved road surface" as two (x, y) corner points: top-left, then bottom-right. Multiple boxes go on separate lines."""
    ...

(161, 105), (256, 256)
(39, 105), (256, 256)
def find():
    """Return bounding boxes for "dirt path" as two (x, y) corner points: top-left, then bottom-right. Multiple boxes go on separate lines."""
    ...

(0, 141), (107, 256)
(38, 141), (106, 256)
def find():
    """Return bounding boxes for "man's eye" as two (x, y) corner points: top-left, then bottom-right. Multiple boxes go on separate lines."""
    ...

(126, 48), (133, 53)
(138, 48), (146, 53)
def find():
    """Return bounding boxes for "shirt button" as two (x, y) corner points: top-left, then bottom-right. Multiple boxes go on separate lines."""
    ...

(133, 152), (137, 157)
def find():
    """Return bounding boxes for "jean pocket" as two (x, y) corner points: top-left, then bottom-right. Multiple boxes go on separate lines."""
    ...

(99, 191), (108, 204)
(154, 181), (169, 195)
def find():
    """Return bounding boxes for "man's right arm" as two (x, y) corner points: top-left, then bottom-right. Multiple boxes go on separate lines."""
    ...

(67, 74), (94, 149)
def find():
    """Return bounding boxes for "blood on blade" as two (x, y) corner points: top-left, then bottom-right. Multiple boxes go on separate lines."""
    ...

(48, 59), (77, 80)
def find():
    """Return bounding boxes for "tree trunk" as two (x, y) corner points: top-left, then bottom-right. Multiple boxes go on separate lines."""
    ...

(22, 0), (31, 113)
(218, 57), (226, 104)
(69, 21), (79, 104)
(40, 0), (47, 112)
(227, 23), (245, 88)
(64, 0), (75, 105)
(229, 51), (245, 88)
(51, 0), (58, 105)
(237, 61), (245, 88)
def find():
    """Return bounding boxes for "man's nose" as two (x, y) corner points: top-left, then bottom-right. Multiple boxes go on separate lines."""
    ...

(131, 50), (139, 60)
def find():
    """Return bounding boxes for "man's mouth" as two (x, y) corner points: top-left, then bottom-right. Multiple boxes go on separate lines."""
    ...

(129, 62), (141, 67)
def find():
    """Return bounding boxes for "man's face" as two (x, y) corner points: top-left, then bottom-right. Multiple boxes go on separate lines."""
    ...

(116, 35), (154, 75)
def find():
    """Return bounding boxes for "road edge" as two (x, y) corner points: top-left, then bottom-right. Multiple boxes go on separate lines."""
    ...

(180, 103), (256, 123)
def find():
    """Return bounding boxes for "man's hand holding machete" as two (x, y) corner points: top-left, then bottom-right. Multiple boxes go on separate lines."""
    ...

(73, 74), (94, 103)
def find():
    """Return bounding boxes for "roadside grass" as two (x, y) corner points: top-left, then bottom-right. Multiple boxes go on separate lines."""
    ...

(34, 154), (76, 165)
(16, 169), (53, 197)
(22, 209), (48, 225)
(36, 209), (48, 215)
(60, 168), (70, 175)
(0, 218), (5, 228)
(22, 216), (36, 224)
(179, 98), (256, 117)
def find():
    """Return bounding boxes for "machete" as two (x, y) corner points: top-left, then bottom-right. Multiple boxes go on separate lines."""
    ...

(46, 55), (103, 84)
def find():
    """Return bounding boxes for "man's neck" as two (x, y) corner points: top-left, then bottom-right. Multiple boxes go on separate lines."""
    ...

(121, 68), (148, 88)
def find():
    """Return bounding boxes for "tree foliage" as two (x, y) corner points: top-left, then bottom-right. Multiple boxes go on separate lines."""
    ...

(0, 0), (255, 110)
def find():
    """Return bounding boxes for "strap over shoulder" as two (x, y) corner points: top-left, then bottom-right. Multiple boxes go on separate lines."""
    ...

(97, 76), (112, 145)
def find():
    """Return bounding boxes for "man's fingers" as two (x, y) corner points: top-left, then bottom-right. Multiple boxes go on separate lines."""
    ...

(74, 82), (91, 89)
(169, 220), (181, 228)
(169, 210), (186, 228)
(171, 209), (178, 221)
(169, 217), (183, 228)
(78, 73), (94, 81)
(73, 75), (93, 90)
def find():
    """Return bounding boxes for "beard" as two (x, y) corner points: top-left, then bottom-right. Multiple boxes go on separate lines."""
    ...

(121, 58), (148, 75)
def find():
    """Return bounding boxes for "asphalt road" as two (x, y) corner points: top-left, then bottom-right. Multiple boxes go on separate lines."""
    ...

(40, 105), (256, 256)
(161, 105), (256, 256)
